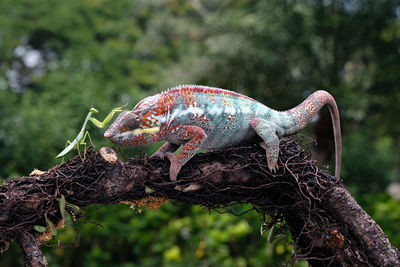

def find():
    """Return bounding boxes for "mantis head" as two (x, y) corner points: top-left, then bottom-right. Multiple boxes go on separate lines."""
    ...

(90, 107), (99, 114)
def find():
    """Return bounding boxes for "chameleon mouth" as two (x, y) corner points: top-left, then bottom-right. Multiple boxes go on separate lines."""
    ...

(129, 127), (160, 134)
(109, 127), (160, 142)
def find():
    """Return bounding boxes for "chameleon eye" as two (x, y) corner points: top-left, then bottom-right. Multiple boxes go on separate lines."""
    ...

(125, 112), (140, 129)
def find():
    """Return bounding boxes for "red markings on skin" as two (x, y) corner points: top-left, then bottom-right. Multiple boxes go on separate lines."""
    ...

(249, 118), (260, 128)
(191, 114), (211, 131)
(134, 93), (174, 131)
(169, 125), (185, 137)
(160, 93), (175, 114)
(172, 125), (206, 164)
(266, 146), (279, 170)
(176, 152), (192, 162)
(227, 114), (237, 121)
(291, 108), (307, 128)
(140, 116), (150, 127)
(130, 133), (155, 146)
(168, 86), (255, 102)
(180, 88), (196, 107)
(139, 113), (158, 129)
(290, 90), (333, 130)
(119, 124), (130, 132)
(223, 114), (237, 129)
(185, 143), (198, 151)
(180, 128), (193, 139)
(206, 91), (217, 104)
(314, 90), (331, 104)
(133, 95), (159, 115)
(304, 98), (317, 116)
(157, 122), (169, 139)
(221, 93), (232, 106)
(122, 139), (130, 146)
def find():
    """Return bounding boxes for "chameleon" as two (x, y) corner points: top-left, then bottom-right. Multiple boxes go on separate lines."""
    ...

(104, 85), (341, 182)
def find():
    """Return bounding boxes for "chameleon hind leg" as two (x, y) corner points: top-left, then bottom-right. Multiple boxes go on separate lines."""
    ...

(150, 142), (180, 159)
(166, 125), (207, 182)
(249, 118), (280, 172)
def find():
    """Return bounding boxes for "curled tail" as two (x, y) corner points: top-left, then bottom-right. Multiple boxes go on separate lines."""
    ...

(284, 90), (342, 179)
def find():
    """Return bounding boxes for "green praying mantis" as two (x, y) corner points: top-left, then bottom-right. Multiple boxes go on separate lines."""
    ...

(56, 104), (127, 158)
(41, 106), (127, 236)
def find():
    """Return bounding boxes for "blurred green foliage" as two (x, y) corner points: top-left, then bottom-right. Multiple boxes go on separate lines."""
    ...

(1, 0), (400, 266)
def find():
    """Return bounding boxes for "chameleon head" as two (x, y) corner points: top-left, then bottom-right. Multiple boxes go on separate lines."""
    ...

(104, 94), (162, 146)
(103, 111), (141, 142)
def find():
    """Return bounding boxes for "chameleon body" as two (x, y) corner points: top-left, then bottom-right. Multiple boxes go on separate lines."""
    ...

(104, 85), (341, 181)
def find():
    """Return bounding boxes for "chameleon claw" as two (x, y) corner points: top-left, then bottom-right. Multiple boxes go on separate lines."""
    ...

(174, 183), (201, 192)
(150, 151), (166, 160)
(268, 161), (278, 173)
(258, 141), (279, 174)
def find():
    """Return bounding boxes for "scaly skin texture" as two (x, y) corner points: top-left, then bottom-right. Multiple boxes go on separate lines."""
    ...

(104, 85), (342, 181)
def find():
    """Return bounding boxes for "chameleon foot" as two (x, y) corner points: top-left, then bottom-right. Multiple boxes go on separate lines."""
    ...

(174, 183), (201, 192)
(150, 142), (179, 160)
(166, 153), (181, 182)
(260, 141), (279, 173)
(150, 151), (166, 160)
(250, 118), (280, 174)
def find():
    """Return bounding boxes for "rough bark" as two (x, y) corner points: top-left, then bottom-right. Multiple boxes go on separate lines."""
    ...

(0, 138), (398, 266)
(16, 232), (47, 267)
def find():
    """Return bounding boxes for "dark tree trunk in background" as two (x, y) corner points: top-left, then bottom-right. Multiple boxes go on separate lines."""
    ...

(0, 139), (399, 266)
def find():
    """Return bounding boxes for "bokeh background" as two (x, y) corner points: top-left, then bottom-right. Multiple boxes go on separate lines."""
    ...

(1, 0), (400, 266)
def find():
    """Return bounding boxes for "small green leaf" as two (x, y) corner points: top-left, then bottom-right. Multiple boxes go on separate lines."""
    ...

(33, 225), (47, 233)
(267, 225), (275, 242)
(65, 202), (80, 213)
(59, 195), (66, 220)
(145, 187), (155, 194)
(44, 212), (57, 236)
(260, 222), (268, 236)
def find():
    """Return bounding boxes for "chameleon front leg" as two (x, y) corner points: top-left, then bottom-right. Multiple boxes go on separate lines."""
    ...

(249, 118), (280, 172)
(150, 142), (180, 159)
(166, 125), (207, 182)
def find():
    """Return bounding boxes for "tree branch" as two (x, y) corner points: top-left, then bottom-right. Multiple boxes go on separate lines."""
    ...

(16, 231), (47, 267)
(0, 138), (399, 266)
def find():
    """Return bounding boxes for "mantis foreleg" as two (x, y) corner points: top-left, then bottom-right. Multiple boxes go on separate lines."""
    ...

(89, 104), (127, 128)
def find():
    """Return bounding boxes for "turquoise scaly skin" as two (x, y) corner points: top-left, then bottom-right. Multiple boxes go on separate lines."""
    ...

(104, 85), (341, 181)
